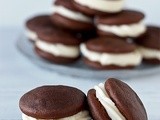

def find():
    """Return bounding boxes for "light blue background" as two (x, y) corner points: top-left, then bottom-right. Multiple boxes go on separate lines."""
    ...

(0, 0), (160, 27)
(0, 0), (160, 119)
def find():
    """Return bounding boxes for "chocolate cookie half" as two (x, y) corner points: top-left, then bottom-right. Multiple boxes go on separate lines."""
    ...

(19, 85), (91, 120)
(25, 15), (53, 42)
(95, 10), (146, 38)
(80, 37), (142, 69)
(87, 78), (148, 120)
(35, 27), (81, 64)
(73, 0), (125, 16)
(50, 0), (94, 31)
(136, 26), (160, 64)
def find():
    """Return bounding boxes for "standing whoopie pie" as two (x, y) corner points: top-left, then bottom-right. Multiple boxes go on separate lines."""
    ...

(35, 27), (81, 64)
(87, 78), (148, 120)
(25, 15), (53, 42)
(136, 26), (160, 64)
(50, 0), (94, 31)
(95, 10), (146, 38)
(80, 37), (142, 69)
(19, 85), (91, 120)
(73, 0), (125, 16)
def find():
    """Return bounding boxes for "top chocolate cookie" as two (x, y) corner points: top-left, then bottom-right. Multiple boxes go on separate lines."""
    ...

(106, 78), (148, 120)
(26, 15), (53, 31)
(136, 26), (160, 50)
(19, 85), (87, 119)
(85, 37), (136, 53)
(95, 10), (145, 25)
(37, 27), (81, 45)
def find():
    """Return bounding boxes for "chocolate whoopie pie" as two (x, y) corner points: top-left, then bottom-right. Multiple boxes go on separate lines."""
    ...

(87, 78), (148, 120)
(19, 85), (91, 120)
(80, 37), (142, 69)
(50, 0), (94, 31)
(25, 15), (53, 42)
(136, 26), (160, 64)
(73, 0), (125, 16)
(35, 27), (81, 64)
(95, 10), (146, 38)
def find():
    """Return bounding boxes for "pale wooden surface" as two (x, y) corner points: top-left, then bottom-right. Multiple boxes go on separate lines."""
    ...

(0, 28), (160, 120)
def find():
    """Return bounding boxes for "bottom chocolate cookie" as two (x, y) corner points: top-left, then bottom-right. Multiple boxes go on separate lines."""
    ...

(87, 89), (111, 120)
(50, 13), (94, 31)
(35, 47), (80, 64)
(143, 58), (160, 64)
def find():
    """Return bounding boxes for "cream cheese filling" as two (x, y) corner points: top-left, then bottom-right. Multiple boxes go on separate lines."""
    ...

(52, 6), (92, 23)
(138, 46), (160, 60)
(74, 0), (125, 13)
(22, 110), (91, 120)
(97, 20), (146, 37)
(94, 83), (126, 120)
(36, 40), (80, 58)
(25, 28), (38, 41)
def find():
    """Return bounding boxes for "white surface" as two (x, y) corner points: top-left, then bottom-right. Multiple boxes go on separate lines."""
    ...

(0, 0), (160, 27)
(0, 28), (160, 119)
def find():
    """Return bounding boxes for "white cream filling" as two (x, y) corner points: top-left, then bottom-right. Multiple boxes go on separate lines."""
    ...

(94, 83), (126, 120)
(74, 0), (125, 13)
(97, 21), (146, 37)
(22, 111), (91, 120)
(36, 40), (80, 58)
(52, 6), (92, 23)
(138, 46), (160, 60)
(80, 44), (142, 66)
(25, 29), (38, 41)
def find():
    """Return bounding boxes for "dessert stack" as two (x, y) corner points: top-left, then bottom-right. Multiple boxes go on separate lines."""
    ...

(25, 0), (160, 69)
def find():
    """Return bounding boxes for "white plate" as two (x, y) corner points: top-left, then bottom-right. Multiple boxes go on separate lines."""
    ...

(16, 35), (160, 79)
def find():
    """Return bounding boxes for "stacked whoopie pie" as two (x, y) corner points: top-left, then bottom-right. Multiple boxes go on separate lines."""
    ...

(75, 0), (145, 69)
(25, 0), (96, 64)
(74, 0), (160, 68)
(19, 78), (148, 120)
(25, 0), (160, 68)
